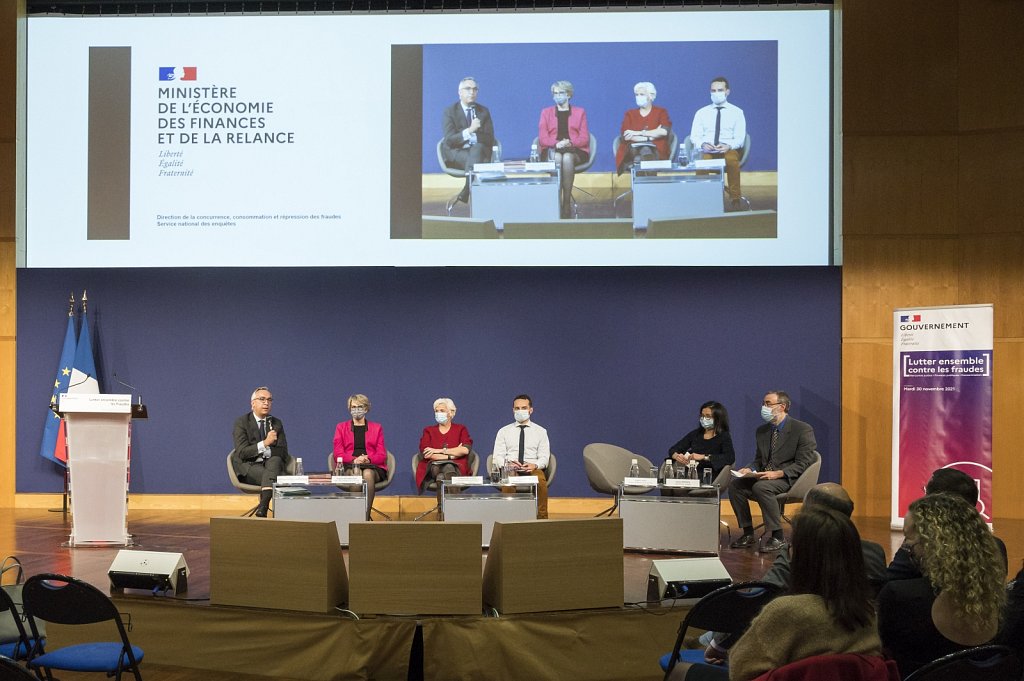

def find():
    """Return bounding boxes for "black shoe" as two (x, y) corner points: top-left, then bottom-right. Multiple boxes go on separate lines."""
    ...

(760, 537), (788, 553)
(254, 507), (268, 518)
(730, 534), (757, 549)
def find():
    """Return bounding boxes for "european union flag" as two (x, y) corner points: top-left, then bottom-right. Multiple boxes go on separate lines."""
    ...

(38, 305), (77, 466)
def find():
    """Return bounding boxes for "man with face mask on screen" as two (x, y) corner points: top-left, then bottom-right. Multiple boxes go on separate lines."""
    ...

(492, 394), (551, 519)
(690, 76), (747, 210)
(728, 390), (816, 552)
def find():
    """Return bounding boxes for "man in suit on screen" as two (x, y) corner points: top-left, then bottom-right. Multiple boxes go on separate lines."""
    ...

(728, 389), (816, 552)
(440, 76), (496, 210)
(232, 386), (290, 517)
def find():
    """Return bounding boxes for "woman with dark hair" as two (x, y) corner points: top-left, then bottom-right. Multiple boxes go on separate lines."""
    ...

(878, 493), (1005, 677)
(667, 401), (735, 481)
(669, 506), (883, 680)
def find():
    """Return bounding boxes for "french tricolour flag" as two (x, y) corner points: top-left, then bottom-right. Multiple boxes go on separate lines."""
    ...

(900, 314), (922, 322)
(159, 67), (197, 81)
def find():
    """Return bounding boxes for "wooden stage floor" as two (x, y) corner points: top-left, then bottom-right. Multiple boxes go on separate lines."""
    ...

(3, 508), (1022, 681)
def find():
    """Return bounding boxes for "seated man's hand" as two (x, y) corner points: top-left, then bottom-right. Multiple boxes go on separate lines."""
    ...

(264, 430), (278, 446)
(468, 118), (481, 134)
(701, 142), (716, 152)
(756, 470), (785, 480)
(737, 467), (752, 475)
(522, 463), (538, 472)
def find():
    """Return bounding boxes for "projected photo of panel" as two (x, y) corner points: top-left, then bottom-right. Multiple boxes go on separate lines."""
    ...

(25, 10), (831, 267)
(412, 41), (778, 238)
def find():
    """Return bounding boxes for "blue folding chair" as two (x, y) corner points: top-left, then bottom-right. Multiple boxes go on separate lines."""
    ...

(22, 574), (143, 681)
(904, 644), (1022, 681)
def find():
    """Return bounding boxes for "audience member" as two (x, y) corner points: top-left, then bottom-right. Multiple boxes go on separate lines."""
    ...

(878, 493), (1005, 678)
(669, 506), (882, 681)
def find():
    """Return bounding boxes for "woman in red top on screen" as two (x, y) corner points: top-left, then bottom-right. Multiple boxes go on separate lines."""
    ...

(538, 80), (590, 219)
(614, 81), (672, 174)
(332, 393), (387, 520)
(415, 397), (473, 493)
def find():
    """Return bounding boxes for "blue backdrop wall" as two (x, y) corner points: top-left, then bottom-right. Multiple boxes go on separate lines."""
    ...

(16, 266), (839, 496)
(420, 41), (778, 173)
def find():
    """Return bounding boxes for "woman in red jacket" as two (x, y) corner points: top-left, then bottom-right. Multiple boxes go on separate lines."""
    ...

(615, 81), (672, 174)
(415, 397), (473, 493)
(332, 393), (387, 520)
(538, 80), (590, 219)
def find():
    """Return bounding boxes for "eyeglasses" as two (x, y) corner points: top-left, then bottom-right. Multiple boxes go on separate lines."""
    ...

(763, 401), (782, 407)
(253, 397), (273, 403)
(460, 86), (479, 91)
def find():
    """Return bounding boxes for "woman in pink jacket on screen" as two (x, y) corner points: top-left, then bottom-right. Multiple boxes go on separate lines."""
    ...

(332, 393), (387, 520)
(538, 80), (590, 219)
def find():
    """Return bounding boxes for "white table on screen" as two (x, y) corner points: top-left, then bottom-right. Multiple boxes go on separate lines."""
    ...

(630, 159), (726, 229)
(440, 480), (538, 547)
(272, 480), (367, 546)
(470, 163), (560, 230)
(617, 483), (721, 553)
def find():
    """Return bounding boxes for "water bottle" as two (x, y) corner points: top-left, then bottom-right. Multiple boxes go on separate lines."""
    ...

(492, 145), (501, 163)
(627, 458), (640, 478)
(490, 461), (501, 484)
(648, 465), (658, 480)
(687, 460), (699, 480)
(677, 144), (687, 167)
(529, 143), (539, 163)
(659, 458), (674, 484)
(702, 467), (713, 486)
(294, 457), (304, 476)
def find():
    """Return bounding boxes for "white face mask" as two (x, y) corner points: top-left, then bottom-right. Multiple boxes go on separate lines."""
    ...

(553, 93), (568, 106)
(699, 416), (714, 430)
(760, 404), (776, 423)
(434, 411), (449, 425)
(710, 91), (727, 105)
(635, 94), (649, 108)
(514, 409), (530, 423)
(350, 408), (367, 420)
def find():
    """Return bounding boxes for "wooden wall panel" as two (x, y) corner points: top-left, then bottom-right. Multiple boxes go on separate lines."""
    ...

(843, 135), (958, 236)
(841, 341), (892, 518)
(992, 341), (1024, 516)
(842, 236), (959, 339)
(957, 130), (1024, 235)
(957, 2), (1024, 131)
(0, 143), (12, 240)
(842, 0), (958, 134)
(958, 234), (1024, 338)
(0, 2), (17, 509)
(0, 0), (14, 141)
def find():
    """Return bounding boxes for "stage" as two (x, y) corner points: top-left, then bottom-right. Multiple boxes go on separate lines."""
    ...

(3, 506), (1018, 681)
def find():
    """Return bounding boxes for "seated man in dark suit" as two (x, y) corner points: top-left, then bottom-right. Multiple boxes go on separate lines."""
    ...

(440, 76), (495, 209)
(729, 390), (817, 552)
(887, 467), (1007, 579)
(232, 386), (289, 517)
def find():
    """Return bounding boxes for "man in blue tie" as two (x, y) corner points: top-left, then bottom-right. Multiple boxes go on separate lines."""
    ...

(231, 386), (290, 517)
(440, 76), (496, 210)
(728, 390), (816, 552)
(492, 394), (551, 519)
(689, 76), (747, 210)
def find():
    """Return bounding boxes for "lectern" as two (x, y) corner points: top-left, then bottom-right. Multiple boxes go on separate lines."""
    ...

(59, 393), (133, 546)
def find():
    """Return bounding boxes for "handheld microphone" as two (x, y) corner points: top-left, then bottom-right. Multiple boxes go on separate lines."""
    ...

(468, 105), (476, 120)
(266, 416), (274, 433)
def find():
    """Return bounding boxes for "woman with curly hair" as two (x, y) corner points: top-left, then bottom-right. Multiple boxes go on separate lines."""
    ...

(878, 492), (1006, 677)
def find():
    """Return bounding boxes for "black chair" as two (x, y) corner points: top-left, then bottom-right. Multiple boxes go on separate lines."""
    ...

(22, 574), (144, 681)
(0, 655), (37, 681)
(904, 644), (1022, 681)
(0, 587), (35, 662)
(660, 580), (783, 679)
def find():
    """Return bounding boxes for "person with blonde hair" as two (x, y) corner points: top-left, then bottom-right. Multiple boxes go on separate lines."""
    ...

(537, 80), (590, 218)
(332, 393), (387, 520)
(878, 493), (1006, 677)
(415, 397), (473, 492)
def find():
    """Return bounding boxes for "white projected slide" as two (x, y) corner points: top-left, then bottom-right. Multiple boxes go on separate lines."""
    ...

(25, 10), (831, 267)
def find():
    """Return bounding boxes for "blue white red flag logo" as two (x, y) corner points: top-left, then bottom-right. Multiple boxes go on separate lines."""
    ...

(159, 67), (198, 81)
(900, 314), (922, 322)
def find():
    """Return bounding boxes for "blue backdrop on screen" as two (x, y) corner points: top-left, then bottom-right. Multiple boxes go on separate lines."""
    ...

(421, 41), (778, 173)
(16, 266), (838, 496)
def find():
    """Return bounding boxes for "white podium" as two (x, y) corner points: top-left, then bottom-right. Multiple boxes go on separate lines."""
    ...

(59, 393), (133, 546)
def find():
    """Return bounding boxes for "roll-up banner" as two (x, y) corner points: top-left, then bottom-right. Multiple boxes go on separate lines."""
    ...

(892, 304), (993, 529)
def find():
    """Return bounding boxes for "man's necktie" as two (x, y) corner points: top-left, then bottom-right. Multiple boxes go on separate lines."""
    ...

(259, 419), (267, 440)
(465, 108), (472, 126)
(518, 425), (526, 464)
(767, 428), (779, 470)
(713, 106), (723, 146)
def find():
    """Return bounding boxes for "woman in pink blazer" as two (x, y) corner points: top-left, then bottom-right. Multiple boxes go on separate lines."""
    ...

(538, 80), (590, 219)
(332, 393), (387, 519)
